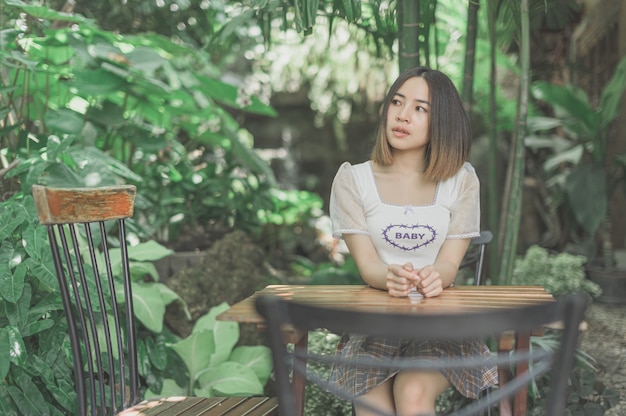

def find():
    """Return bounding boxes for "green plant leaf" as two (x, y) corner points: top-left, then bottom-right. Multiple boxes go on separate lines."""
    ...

(0, 384), (19, 416)
(145, 378), (186, 400)
(7, 373), (49, 415)
(47, 378), (76, 413)
(0, 327), (11, 379)
(44, 109), (85, 135)
(6, 325), (26, 367)
(69, 68), (126, 96)
(0, 203), (28, 241)
(4, 0), (93, 24)
(0, 244), (24, 303)
(21, 221), (49, 262)
(169, 329), (215, 383)
(598, 55), (626, 129)
(25, 255), (61, 290)
(129, 282), (167, 333)
(197, 361), (263, 397)
(229, 345), (273, 385)
(193, 303), (239, 367)
(128, 240), (174, 261)
(5, 283), (31, 329)
(137, 338), (152, 376)
(565, 163), (607, 234)
(145, 334), (168, 371)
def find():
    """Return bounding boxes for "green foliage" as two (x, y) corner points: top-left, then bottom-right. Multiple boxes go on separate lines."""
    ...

(1, 0), (325, 246)
(308, 256), (362, 285)
(0, 3), (315, 413)
(529, 55), (626, 265)
(512, 245), (601, 298)
(154, 303), (272, 398)
(303, 330), (353, 416)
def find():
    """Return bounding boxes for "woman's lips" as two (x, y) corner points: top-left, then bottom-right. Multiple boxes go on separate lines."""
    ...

(391, 126), (410, 137)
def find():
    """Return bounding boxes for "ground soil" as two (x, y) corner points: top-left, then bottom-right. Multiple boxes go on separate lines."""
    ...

(579, 301), (626, 415)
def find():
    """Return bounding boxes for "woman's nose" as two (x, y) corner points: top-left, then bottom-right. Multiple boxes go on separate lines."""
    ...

(396, 108), (409, 122)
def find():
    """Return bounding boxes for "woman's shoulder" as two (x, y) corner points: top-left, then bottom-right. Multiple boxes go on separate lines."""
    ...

(335, 160), (372, 177)
(447, 162), (478, 183)
(438, 162), (479, 197)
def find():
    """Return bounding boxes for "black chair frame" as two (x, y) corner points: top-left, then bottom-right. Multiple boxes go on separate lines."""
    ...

(255, 292), (587, 416)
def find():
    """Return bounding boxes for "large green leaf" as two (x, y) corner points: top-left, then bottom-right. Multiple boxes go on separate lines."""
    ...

(0, 243), (24, 303)
(565, 163), (607, 234)
(145, 334), (168, 371)
(69, 68), (127, 96)
(128, 240), (174, 262)
(530, 81), (595, 135)
(194, 75), (277, 118)
(4, 0), (94, 24)
(44, 109), (85, 135)
(193, 303), (239, 367)
(169, 329), (215, 382)
(7, 373), (49, 415)
(0, 201), (29, 241)
(129, 282), (167, 333)
(229, 345), (273, 385)
(0, 327), (11, 379)
(6, 325), (27, 367)
(598, 55), (626, 129)
(197, 361), (263, 397)
(0, 383), (19, 416)
(145, 379), (186, 400)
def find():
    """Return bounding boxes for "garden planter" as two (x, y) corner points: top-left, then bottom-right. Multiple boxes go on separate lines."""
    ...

(586, 266), (626, 304)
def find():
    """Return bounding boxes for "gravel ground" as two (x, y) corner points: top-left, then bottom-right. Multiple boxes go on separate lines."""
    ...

(579, 301), (626, 415)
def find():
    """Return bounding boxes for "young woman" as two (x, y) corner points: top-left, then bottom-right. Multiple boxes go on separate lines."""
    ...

(329, 67), (497, 415)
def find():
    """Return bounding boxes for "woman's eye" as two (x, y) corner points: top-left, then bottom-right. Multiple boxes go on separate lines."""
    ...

(391, 99), (401, 105)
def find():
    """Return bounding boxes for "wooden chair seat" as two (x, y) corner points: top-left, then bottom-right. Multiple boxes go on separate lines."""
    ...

(118, 396), (278, 415)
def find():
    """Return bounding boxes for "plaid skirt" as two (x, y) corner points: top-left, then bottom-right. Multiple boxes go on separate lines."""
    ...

(328, 334), (498, 399)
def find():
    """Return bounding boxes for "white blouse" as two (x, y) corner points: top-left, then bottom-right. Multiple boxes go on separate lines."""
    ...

(329, 161), (480, 268)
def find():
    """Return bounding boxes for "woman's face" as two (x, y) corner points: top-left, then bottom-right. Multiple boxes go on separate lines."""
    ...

(385, 76), (431, 153)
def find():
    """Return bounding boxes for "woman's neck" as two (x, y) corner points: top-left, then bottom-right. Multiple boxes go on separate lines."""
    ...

(375, 152), (426, 174)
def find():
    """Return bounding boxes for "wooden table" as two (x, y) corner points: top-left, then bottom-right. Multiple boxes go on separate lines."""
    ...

(217, 285), (554, 416)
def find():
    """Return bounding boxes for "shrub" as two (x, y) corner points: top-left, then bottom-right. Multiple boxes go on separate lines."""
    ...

(512, 245), (602, 297)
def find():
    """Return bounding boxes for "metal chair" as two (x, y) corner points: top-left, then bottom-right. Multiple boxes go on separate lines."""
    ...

(33, 185), (277, 416)
(461, 230), (493, 286)
(255, 291), (588, 416)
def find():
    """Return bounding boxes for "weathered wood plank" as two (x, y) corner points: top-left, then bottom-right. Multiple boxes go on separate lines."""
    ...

(32, 184), (136, 224)
(117, 397), (278, 416)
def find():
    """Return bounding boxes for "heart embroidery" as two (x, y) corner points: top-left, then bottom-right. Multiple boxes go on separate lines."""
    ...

(382, 224), (437, 251)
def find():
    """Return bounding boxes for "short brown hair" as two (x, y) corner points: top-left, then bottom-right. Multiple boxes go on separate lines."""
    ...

(371, 66), (471, 181)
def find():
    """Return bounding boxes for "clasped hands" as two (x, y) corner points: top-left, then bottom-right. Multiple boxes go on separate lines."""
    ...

(386, 262), (444, 298)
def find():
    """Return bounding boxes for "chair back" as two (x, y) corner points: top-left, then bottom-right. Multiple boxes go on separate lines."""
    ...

(33, 185), (140, 415)
(255, 291), (587, 416)
(461, 230), (493, 285)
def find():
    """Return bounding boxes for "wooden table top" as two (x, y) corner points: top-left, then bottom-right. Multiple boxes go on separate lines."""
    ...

(217, 284), (554, 324)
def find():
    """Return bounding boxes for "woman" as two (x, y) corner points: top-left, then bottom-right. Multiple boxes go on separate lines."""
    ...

(329, 66), (497, 415)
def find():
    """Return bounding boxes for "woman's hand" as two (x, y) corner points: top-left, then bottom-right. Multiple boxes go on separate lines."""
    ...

(413, 265), (444, 297)
(386, 263), (419, 297)
(386, 263), (444, 298)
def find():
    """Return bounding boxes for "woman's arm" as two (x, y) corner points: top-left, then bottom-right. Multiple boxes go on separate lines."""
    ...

(344, 234), (421, 297)
(345, 234), (471, 298)
(416, 238), (471, 297)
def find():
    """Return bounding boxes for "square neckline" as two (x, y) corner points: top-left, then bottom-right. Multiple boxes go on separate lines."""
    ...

(365, 161), (439, 208)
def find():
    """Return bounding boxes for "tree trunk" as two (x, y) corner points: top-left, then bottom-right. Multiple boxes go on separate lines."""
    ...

(461, 0), (479, 112)
(398, 0), (421, 71)
(486, 0), (500, 281)
(498, 0), (531, 284)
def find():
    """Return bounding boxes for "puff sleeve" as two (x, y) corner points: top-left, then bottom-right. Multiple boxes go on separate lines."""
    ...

(447, 164), (481, 239)
(329, 162), (368, 238)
